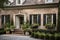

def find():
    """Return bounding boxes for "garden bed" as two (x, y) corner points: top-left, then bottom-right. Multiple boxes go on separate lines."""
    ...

(31, 29), (60, 40)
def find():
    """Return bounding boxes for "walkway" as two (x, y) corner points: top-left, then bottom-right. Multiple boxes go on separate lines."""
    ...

(0, 34), (43, 40)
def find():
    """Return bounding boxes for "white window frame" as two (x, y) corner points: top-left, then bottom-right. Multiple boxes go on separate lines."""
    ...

(16, 0), (25, 5)
(46, 14), (53, 24)
(31, 15), (38, 24)
(45, 0), (53, 3)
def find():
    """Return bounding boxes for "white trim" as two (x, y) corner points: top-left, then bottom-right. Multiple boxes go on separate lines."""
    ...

(24, 15), (26, 23)
(13, 14), (15, 27)
(16, 0), (25, 5)
(16, 0), (21, 5)
(46, 14), (53, 24)
(31, 15), (38, 24)
(41, 14), (43, 26)
(52, 15), (53, 24)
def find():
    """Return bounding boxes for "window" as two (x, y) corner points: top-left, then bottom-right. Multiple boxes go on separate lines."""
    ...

(45, 0), (53, 3)
(16, 0), (25, 5)
(43, 14), (56, 26)
(1, 15), (10, 27)
(18, 0), (21, 4)
(9, 0), (13, 3)
(30, 14), (41, 25)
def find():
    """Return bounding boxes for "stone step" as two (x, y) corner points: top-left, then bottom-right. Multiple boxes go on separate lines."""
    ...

(14, 29), (24, 34)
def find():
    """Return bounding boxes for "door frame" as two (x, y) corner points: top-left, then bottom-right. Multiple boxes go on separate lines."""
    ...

(13, 13), (27, 29)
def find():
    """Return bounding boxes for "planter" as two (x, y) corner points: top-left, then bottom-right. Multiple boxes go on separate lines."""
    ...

(25, 31), (29, 36)
(6, 31), (10, 34)
(11, 29), (14, 34)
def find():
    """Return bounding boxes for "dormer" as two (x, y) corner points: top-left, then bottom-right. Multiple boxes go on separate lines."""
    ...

(45, 0), (53, 3)
(16, 0), (25, 5)
(4, 0), (14, 6)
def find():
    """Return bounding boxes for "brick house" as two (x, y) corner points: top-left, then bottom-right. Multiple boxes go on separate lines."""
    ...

(0, 0), (59, 31)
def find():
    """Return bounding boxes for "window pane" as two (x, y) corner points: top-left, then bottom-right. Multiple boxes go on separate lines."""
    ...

(18, 0), (20, 4)
(43, 14), (56, 26)
(1, 15), (10, 27)
(33, 15), (37, 24)
(1, 15), (4, 24)
(38, 15), (41, 25)
(30, 14), (41, 25)
(5, 15), (10, 23)
(47, 0), (52, 2)
(45, 0), (53, 3)
(47, 15), (52, 24)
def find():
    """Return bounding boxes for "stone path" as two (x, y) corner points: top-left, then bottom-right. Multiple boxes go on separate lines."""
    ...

(0, 34), (43, 40)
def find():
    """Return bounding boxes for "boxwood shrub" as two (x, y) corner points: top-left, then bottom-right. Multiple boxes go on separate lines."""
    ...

(0, 28), (5, 34)
(31, 29), (60, 40)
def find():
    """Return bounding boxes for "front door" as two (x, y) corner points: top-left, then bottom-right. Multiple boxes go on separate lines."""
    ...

(15, 15), (24, 29)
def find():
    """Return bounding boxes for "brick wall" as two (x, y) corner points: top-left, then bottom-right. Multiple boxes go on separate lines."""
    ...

(0, 8), (58, 29)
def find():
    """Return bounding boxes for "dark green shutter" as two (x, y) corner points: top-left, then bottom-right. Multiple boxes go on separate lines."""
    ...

(38, 15), (41, 25)
(53, 14), (56, 26)
(30, 15), (32, 25)
(43, 14), (46, 25)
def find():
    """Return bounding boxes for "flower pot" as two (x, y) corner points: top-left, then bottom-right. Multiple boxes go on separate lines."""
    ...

(6, 31), (10, 34)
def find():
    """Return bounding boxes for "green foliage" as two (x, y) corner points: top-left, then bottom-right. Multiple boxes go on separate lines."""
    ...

(32, 23), (39, 27)
(31, 23), (39, 29)
(45, 24), (55, 29)
(0, 28), (5, 34)
(54, 33), (60, 37)
(6, 23), (10, 28)
(22, 22), (30, 31)
(31, 31), (60, 39)
(10, 25), (15, 30)
(0, 0), (8, 8)
(5, 23), (10, 31)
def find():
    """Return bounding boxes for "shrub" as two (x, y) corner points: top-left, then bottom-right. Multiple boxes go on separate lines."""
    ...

(54, 33), (60, 40)
(22, 22), (30, 31)
(31, 24), (39, 29)
(0, 28), (5, 34)
(10, 25), (15, 31)
(31, 32), (34, 37)
(45, 24), (55, 29)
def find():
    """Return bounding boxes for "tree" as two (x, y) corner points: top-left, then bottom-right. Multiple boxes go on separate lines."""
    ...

(0, 0), (8, 8)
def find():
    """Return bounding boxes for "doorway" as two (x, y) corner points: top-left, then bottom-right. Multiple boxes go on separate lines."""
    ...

(15, 15), (24, 29)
